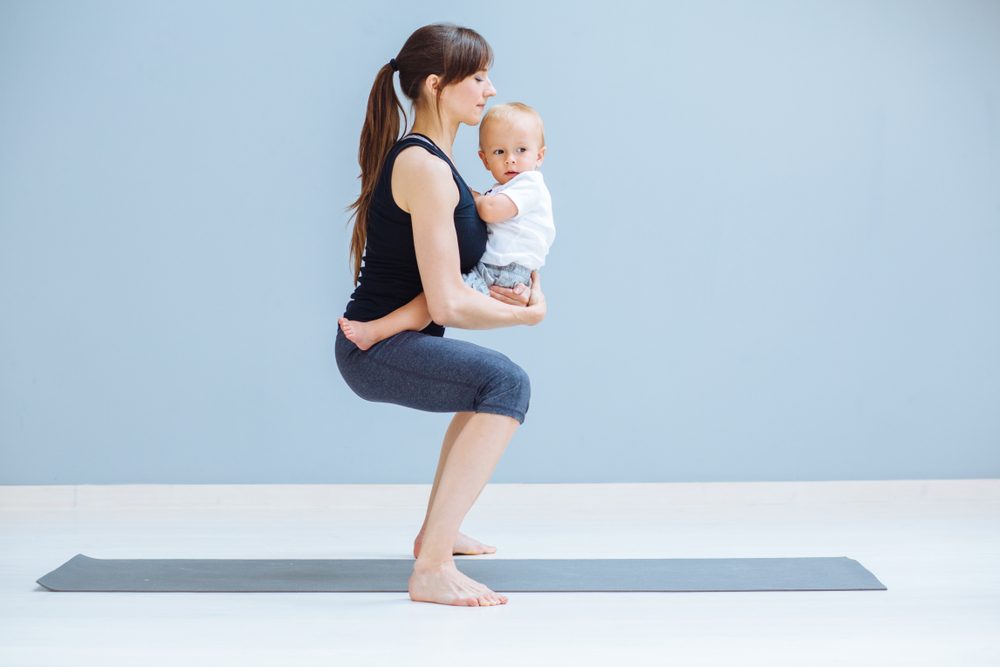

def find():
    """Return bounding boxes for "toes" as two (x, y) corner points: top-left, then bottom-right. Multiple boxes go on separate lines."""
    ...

(478, 589), (506, 606)
(461, 544), (495, 556)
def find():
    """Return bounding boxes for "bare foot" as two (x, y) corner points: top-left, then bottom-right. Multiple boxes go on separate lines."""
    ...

(414, 529), (497, 558)
(408, 560), (508, 606)
(338, 317), (379, 351)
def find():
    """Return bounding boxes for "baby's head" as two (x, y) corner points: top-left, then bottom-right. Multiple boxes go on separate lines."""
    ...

(478, 102), (546, 185)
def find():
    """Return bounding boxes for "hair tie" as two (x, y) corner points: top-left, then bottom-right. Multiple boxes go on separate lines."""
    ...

(389, 58), (398, 72)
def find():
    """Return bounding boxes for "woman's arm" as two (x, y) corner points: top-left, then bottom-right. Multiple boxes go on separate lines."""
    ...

(392, 148), (545, 330)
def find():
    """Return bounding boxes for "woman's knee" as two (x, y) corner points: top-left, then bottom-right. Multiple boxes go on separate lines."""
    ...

(506, 362), (531, 407)
(478, 358), (531, 420)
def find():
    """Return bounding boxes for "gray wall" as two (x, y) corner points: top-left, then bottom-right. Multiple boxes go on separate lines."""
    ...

(2, 1), (998, 484)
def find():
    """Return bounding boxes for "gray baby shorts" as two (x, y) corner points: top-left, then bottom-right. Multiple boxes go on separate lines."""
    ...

(463, 261), (533, 295)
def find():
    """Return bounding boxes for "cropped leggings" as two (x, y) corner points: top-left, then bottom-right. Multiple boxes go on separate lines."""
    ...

(335, 328), (530, 424)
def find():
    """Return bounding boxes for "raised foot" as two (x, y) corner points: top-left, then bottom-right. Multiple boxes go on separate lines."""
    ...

(414, 530), (497, 559)
(409, 560), (508, 606)
(338, 317), (378, 351)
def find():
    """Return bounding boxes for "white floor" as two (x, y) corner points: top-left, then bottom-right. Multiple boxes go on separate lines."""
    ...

(1, 483), (998, 666)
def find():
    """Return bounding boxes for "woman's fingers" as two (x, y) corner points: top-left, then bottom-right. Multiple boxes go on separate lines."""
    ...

(489, 284), (530, 306)
(487, 286), (518, 305)
(488, 291), (518, 305)
(488, 275), (540, 308)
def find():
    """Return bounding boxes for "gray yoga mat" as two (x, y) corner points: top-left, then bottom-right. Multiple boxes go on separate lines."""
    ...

(38, 554), (885, 592)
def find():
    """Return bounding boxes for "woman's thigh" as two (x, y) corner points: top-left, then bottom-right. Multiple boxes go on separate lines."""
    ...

(335, 329), (530, 423)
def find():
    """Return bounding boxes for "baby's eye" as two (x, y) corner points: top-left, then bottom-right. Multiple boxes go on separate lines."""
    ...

(493, 150), (504, 155)
(517, 147), (527, 153)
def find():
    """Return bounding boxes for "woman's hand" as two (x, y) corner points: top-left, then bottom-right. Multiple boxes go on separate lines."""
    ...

(524, 271), (546, 325)
(488, 283), (530, 306)
(489, 272), (544, 325)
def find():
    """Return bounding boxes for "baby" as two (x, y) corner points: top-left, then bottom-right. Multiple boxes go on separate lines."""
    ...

(339, 102), (554, 350)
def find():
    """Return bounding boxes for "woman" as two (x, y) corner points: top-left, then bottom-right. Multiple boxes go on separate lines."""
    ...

(335, 24), (546, 607)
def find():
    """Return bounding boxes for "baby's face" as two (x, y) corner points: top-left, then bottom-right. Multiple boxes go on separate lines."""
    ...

(478, 117), (546, 185)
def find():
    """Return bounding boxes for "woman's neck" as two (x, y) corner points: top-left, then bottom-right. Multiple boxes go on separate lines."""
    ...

(410, 112), (459, 160)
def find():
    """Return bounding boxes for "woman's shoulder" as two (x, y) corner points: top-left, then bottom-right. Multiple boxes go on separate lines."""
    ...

(391, 145), (459, 213)
(394, 143), (452, 176)
(393, 146), (455, 193)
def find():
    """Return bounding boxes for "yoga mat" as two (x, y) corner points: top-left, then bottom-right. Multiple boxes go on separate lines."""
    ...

(38, 555), (886, 592)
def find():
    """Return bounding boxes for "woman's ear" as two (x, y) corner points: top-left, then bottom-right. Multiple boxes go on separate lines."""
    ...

(424, 74), (441, 98)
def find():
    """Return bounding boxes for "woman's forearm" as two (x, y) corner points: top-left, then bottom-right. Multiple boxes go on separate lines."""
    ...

(431, 287), (540, 330)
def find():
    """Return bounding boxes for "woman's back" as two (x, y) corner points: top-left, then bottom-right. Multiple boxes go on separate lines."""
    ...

(343, 134), (487, 336)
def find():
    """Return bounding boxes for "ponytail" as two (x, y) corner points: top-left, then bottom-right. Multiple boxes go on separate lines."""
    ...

(347, 63), (406, 285)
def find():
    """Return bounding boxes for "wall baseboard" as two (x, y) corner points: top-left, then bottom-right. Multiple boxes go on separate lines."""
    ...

(1, 479), (997, 509)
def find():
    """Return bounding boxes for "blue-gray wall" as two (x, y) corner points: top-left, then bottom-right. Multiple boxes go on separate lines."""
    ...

(1, 1), (998, 484)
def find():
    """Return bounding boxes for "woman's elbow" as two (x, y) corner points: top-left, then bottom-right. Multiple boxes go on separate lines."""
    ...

(427, 297), (457, 327)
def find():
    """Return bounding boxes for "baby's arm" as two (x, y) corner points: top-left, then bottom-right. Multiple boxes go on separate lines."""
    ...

(473, 190), (518, 224)
(338, 293), (433, 351)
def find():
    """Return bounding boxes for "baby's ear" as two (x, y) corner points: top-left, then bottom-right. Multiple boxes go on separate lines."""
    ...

(536, 146), (547, 167)
(478, 150), (490, 170)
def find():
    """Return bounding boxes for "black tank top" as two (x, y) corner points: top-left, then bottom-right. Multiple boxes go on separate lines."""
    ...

(343, 134), (488, 337)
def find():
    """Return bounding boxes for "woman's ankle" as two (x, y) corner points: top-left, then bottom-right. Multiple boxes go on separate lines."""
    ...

(414, 553), (455, 572)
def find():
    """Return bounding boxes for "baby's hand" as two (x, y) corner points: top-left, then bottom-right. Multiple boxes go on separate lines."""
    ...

(488, 282), (530, 307)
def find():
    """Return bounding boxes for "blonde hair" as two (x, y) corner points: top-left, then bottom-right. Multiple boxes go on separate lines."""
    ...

(479, 102), (545, 147)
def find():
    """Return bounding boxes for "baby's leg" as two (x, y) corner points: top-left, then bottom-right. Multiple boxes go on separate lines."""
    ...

(462, 263), (493, 295)
(485, 262), (533, 290)
(339, 293), (433, 351)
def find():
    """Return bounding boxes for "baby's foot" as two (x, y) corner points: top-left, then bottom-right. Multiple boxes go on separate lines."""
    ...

(339, 317), (378, 351)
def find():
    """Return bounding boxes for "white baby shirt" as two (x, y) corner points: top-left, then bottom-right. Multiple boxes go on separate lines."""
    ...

(479, 171), (554, 271)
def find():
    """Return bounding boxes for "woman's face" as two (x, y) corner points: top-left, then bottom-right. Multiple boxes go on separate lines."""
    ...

(437, 70), (496, 126)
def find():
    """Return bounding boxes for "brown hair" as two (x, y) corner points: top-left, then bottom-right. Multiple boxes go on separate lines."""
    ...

(347, 24), (494, 284)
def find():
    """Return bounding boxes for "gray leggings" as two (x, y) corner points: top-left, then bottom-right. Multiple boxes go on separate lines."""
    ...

(335, 328), (530, 424)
